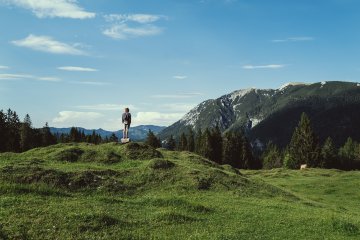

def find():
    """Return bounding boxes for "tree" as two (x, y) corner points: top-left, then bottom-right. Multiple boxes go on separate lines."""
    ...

(223, 131), (238, 167)
(202, 128), (215, 161)
(287, 113), (320, 169)
(178, 132), (188, 151)
(20, 114), (33, 151)
(146, 130), (161, 148)
(109, 133), (119, 142)
(339, 137), (357, 170)
(0, 110), (8, 152)
(211, 126), (223, 164)
(187, 128), (195, 152)
(42, 122), (56, 146)
(262, 142), (282, 169)
(6, 109), (21, 152)
(241, 136), (254, 169)
(166, 135), (176, 150)
(320, 137), (337, 168)
(195, 128), (203, 154)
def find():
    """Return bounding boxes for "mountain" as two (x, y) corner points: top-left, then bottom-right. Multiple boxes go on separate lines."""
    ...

(159, 81), (360, 148)
(50, 125), (166, 141)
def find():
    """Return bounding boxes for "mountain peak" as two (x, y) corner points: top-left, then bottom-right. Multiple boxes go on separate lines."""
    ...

(278, 82), (309, 91)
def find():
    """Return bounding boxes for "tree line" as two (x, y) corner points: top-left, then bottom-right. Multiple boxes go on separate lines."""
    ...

(145, 127), (261, 169)
(262, 112), (360, 170)
(0, 109), (119, 153)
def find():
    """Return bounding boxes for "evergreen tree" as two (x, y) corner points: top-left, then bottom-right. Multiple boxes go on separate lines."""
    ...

(42, 122), (56, 146)
(320, 137), (337, 168)
(187, 128), (195, 152)
(20, 114), (33, 151)
(195, 128), (203, 154)
(241, 136), (254, 169)
(0, 110), (8, 152)
(262, 142), (282, 169)
(222, 131), (238, 167)
(109, 133), (119, 142)
(6, 109), (21, 152)
(178, 132), (188, 151)
(202, 128), (215, 161)
(211, 126), (223, 164)
(287, 113), (320, 169)
(166, 135), (176, 150)
(339, 137), (357, 170)
(146, 130), (161, 148)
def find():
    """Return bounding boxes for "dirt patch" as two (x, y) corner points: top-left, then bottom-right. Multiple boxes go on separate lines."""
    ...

(124, 143), (163, 160)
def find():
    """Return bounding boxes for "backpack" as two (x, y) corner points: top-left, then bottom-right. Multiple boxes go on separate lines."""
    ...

(124, 113), (131, 124)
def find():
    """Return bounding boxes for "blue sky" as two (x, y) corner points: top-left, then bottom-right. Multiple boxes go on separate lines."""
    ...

(0, 0), (359, 130)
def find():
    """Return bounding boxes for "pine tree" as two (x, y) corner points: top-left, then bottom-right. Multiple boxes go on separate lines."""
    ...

(146, 130), (161, 148)
(241, 136), (254, 169)
(166, 135), (176, 150)
(202, 128), (215, 161)
(187, 128), (195, 152)
(178, 132), (188, 151)
(195, 128), (203, 154)
(339, 137), (357, 170)
(109, 133), (118, 142)
(6, 109), (21, 152)
(211, 126), (223, 164)
(20, 114), (33, 151)
(42, 122), (56, 146)
(320, 137), (337, 168)
(262, 142), (282, 169)
(0, 110), (8, 152)
(287, 113), (320, 169)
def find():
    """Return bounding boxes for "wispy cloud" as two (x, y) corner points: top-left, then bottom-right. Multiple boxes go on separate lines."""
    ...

(173, 75), (188, 80)
(151, 92), (203, 99)
(58, 66), (98, 72)
(12, 34), (86, 55)
(0, 73), (60, 82)
(103, 13), (166, 40)
(134, 112), (183, 126)
(52, 111), (103, 126)
(0, 65), (9, 69)
(75, 104), (136, 111)
(104, 14), (165, 24)
(242, 64), (285, 69)
(69, 81), (109, 86)
(272, 37), (314, 43)
(1, 0), (95, 19)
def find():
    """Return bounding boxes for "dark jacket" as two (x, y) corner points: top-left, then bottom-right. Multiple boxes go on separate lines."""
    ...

(122, 112), (131, 125)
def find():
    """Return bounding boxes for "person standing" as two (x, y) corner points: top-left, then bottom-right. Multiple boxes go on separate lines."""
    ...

(122, 107), (131, 139)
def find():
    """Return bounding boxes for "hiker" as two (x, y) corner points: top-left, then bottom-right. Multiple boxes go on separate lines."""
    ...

(122, 107), (131, 139)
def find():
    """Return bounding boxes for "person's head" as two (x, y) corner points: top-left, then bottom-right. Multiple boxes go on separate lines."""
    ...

(125, 107), (129, 113)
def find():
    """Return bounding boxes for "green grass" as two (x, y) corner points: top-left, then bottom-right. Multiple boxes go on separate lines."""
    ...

(0, 142), (359, 239)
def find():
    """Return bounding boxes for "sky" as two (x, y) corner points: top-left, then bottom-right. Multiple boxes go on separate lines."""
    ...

(0, 0), (359, 130)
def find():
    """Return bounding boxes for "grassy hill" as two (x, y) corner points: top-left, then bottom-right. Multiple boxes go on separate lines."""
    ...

(0, 143), (359, 239)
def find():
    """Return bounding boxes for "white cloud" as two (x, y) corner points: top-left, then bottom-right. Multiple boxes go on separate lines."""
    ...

(69, 81), (109, 86)
(104, 14), (164, 24)
(0, 65), (9, 69)
(75, 104), (136, 111)
(173, 75), (188, 80)
(272, 37), (314, 43)
(58, 66), (98, 72)
(160, 103), (196, 113)
(0, 73), (60, 81)
(103, 12), (166, 40)
(103, 24), (162, 40)
(242, 64), (285, 69)
(151, 92), (203, 99)
(52, 111), (103, 127)
(12, 34), (86, 55)
(2, 0), (95, 19)
(134, 112), (183, 126)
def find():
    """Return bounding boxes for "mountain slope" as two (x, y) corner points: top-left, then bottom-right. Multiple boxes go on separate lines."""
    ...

(50, 125), (166, 141)
(159, 81), (360, 148)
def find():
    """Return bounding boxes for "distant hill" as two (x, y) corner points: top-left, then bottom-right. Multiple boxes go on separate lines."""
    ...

(159, 81), (360, 148)
(50, 125), (166, 141)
